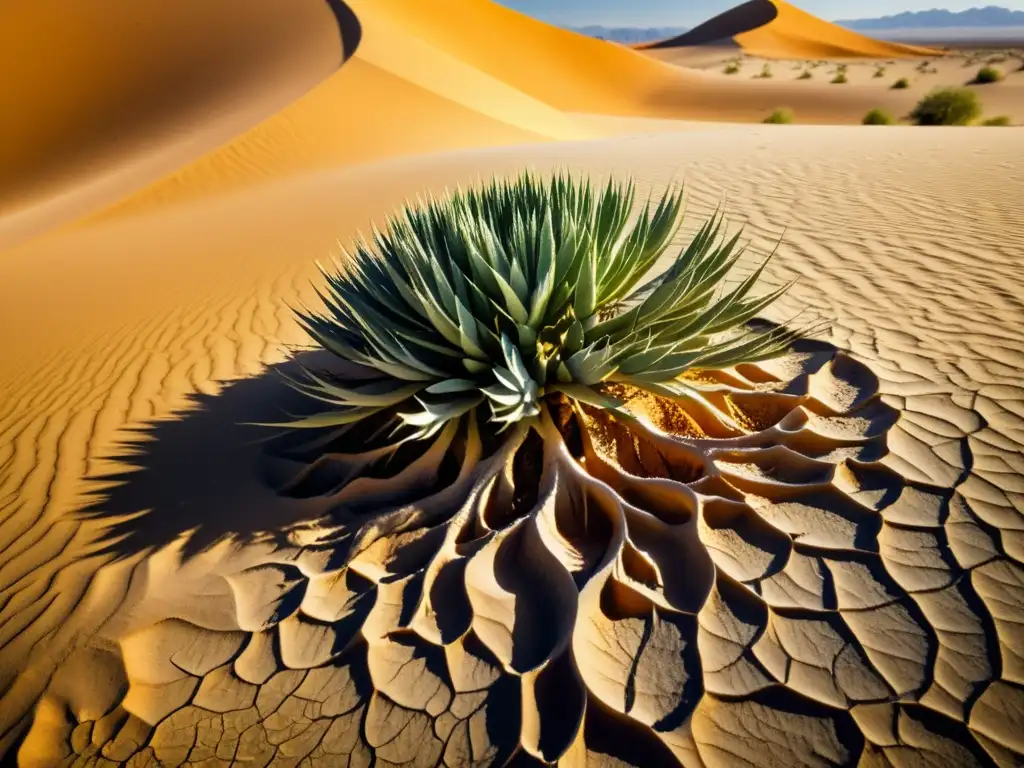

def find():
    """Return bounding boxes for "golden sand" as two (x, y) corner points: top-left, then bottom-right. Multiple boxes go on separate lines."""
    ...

(1, 0), (1023, 764)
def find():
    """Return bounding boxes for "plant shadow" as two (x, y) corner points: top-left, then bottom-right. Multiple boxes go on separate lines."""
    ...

(78, 351), (349, 562)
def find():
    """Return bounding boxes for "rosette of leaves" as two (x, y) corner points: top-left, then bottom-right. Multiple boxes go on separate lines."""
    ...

(285, 172), (809, 442)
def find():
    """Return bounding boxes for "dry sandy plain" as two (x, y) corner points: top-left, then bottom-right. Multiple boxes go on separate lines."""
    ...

(1, 0), (1023, 766)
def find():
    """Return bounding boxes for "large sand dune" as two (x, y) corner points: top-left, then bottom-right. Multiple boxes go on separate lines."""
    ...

(1, 0), (1023, 765)
(641, 0), (939, 58)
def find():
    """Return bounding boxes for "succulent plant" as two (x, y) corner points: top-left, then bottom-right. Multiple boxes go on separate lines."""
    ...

(286, 173), (809, 442)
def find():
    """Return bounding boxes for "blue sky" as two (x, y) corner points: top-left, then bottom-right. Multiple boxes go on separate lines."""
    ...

(496, 0), (1024, 26)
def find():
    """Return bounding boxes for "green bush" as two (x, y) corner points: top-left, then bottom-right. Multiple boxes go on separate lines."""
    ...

(797, 70), (813, 80)
(831, 72), (848, 84)
(981, 115), (1012, 126)
(763, 108), (794, 124)
(972, 66), (1002, 84)
(757, 63), (773, 79)
(873, 66), (886, 78)
(724, 61), (741, 75)
(909, 87), (982, 125)
(862, 108), (896, 125)
(892, 77), (910, 89)
(283, 172), (809, 437)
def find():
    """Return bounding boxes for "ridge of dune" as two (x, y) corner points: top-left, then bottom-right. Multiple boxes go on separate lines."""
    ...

(345, 0), (700, 114)
(641, 0), (940, 58)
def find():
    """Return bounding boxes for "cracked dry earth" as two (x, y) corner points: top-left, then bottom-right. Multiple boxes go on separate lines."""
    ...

(0, 127), (1022, 766)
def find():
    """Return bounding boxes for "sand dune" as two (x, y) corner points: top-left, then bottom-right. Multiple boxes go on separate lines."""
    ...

(0, 0), (351, 249)
(642, 0), (939, 58)
(2, 127), (1023, 765)
(2, 0), (1024, 765)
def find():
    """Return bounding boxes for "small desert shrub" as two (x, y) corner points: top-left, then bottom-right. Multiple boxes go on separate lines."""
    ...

(763, 108), (794, 124)
(909, 87), (982, 125)
(981, 115), (1012, 126)
(972, 66), (1002, 84)
(862, 108), (896, 125)
(892, 77), (910, 89)
(874, 66), (886, 78)
(285, 172), (810, 437)
(831, 72), (848, 84)
(798, 70), (812, 80)
(757, 63), (773, 79)
(724, 62), (741, 75)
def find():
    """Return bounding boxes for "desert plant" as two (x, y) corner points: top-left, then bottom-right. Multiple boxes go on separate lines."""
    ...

(797, 70), (812, 80)
(981, 115), (1012, 126)
(724, 61), (740, 75)
(831, 72), (848, 84)
(757, 63), (773, 79)
(892, 77), (910, 89)
(862, 108), (896, 125)
(909, 87), (982, 125)
(763, 108), (794, 123)
(972, 66), (1002, 84)
(284, 173), (810, 440)
(874, 66), (886, 78)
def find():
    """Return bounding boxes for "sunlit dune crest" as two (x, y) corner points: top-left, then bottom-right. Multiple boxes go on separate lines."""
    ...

(640, 0), (940, 58)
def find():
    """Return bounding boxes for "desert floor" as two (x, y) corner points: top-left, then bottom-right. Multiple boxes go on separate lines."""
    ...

(2, 0), (1024, 765)
(644, 46), (1024, 123)
(1, 126), (1023, 765)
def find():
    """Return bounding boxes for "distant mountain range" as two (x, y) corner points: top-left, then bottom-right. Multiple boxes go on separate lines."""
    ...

(569, 6), (1024, 43)
(569, 26), (687, 44)
(836, 6), (1024, 30)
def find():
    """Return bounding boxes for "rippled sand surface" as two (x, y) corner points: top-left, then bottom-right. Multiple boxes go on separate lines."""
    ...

(2, 126), (1022, 765)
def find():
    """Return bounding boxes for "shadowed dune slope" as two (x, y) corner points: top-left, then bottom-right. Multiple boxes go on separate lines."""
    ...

(0, 0), (348, 249)
(643, 0), (776, 49)
(642, 0), (939, 58)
